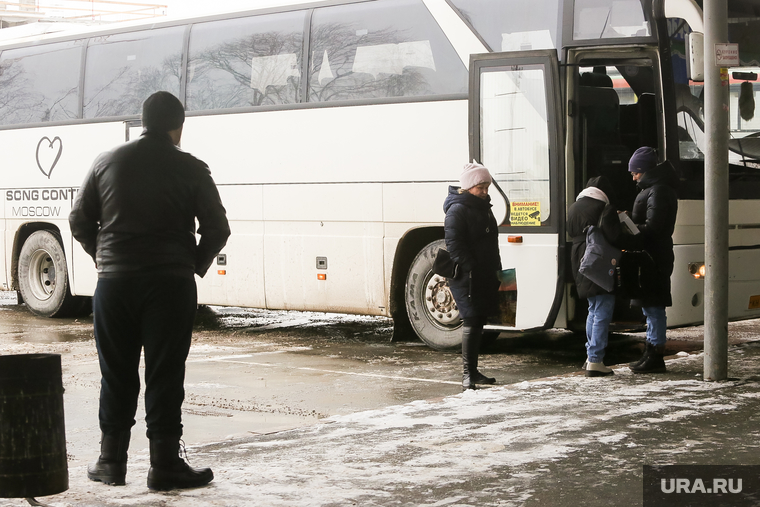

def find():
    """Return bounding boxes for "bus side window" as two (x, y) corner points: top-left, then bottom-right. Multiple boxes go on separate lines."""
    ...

(0, 41), (82, 126)
(308, 0), (467, 103)
(83, 27), (184, 119)
(186, 11), (306, 112)
(448, 0), (560, 53)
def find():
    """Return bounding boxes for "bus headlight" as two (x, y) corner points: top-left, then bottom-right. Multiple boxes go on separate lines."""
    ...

(688, 262), (706, 279)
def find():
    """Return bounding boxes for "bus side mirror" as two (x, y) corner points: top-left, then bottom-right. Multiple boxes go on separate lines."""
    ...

(686, 31), (704, 82)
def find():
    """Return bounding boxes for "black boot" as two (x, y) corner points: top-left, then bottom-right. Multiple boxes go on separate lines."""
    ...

(87, 431), (130, 485)
(147, 438), (214, 491)
(462, 326), (496, 390)
(471, 371), (497, 385)
(628, 342), (654, 368)
(462, 326), (477, 390)
(630, 344), (667, 373)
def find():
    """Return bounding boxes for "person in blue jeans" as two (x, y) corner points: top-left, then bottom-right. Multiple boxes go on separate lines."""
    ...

(626, 147), (678, 373)
(567, 176), (626, 377)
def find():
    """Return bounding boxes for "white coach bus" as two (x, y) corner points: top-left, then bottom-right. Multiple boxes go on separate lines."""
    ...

(1, 0), (759, 349)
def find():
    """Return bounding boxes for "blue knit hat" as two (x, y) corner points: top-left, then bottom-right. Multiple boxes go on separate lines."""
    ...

(628, 147), (657, 173)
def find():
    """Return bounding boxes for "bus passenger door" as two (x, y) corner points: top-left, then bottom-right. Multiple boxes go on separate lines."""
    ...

(469, 50), (565, 331)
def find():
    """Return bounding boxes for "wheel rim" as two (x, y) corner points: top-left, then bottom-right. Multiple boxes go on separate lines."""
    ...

(423, 272), (461, 327)
(27, 248), (56, 301)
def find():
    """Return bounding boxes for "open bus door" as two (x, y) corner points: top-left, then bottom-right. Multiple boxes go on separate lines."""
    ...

(469, 50), (566, 332)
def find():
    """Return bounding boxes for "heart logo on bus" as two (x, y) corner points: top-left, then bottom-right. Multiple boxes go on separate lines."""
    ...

(36, 136), (63, 179)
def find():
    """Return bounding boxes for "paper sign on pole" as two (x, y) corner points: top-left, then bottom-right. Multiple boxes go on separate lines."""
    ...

(714, 43), (739, 67)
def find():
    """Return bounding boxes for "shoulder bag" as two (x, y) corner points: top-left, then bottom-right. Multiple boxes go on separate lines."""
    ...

(579, 212), (622, 292)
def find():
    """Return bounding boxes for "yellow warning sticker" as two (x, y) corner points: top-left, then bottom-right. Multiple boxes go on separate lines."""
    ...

(749, 295), (760, 310)
(510, 201), (541, 226)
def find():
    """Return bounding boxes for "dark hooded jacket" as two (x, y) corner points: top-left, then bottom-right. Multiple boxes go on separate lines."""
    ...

(629, 161), (679, 307)
(443, 186), (501, 319)
(567, 176), (626, 299)
(69, 130), (231, 279)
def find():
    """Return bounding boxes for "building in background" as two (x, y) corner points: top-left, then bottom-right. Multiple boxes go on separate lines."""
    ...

(0, 0), (166, 32)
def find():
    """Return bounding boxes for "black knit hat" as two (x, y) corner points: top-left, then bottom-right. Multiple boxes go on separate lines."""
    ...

(142, 91), (185, 132)
(585, 175), (616, 204)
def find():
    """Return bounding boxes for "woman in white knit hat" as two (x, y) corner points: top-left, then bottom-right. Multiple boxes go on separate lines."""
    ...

(443, 162), (502, 389)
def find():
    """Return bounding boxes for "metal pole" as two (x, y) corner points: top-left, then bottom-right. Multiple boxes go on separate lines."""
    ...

(703, 0), (729, 381)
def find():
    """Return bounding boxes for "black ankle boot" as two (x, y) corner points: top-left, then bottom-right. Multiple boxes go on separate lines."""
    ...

(471, 371), (496, 385)
(87, 431), (130, 485)
(147, 438), (214, 491)
(628, 341), (654, 368)
(630, 344), (667, 373)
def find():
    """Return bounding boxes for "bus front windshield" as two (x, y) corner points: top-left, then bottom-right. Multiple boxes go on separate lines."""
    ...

(675, 69), (760, 168)
(670, 18), (760, 170)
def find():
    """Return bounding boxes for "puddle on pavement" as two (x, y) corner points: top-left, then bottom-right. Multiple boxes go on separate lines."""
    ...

(16, 329), (92, 343)
(183, 409), (320, 441)
(1, 291), (94, 342)
(195, 305), (394, 336)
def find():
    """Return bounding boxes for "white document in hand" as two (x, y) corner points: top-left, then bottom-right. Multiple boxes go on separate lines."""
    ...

(619, 212), (640, 235)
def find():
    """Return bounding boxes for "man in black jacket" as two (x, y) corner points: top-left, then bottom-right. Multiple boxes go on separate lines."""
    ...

(69, 91), (230, 490)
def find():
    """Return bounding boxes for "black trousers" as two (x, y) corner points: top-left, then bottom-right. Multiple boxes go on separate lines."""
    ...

(93, 275), (197, 440)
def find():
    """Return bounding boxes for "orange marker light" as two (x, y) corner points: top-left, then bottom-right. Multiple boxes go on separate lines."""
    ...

(317, 273), (327, 280)
(507, 236), (523, 243)
(217, 270), (226, 275)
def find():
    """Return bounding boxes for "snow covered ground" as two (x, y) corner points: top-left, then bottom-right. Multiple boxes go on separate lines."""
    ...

(13, 341), (760, 507)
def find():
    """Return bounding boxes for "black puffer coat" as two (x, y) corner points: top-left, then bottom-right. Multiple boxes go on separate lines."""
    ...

(567, 176), (626, 299)
(629, 162), (679, 307)
(443, 186), (502, 319)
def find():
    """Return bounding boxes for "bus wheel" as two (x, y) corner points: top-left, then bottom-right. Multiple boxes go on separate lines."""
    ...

(404, 240), (463, 350)
(18, 231), (86, 318)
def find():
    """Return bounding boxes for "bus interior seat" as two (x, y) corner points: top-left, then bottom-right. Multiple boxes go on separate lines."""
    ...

(620, 93), (658, 153)
(579, 85), (621, 144)
(579, 70), (613, 88)
(578, 74), (636, 210)
(637, 93), (657, 148)
(619, 102), (639, 153)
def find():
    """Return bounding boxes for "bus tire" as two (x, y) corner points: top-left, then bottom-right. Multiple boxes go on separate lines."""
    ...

(18, 230), (87, 318)
(404, 239), (463, 350)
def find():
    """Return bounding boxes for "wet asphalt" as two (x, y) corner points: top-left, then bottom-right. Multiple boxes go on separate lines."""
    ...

(1, 292), (759, 506)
